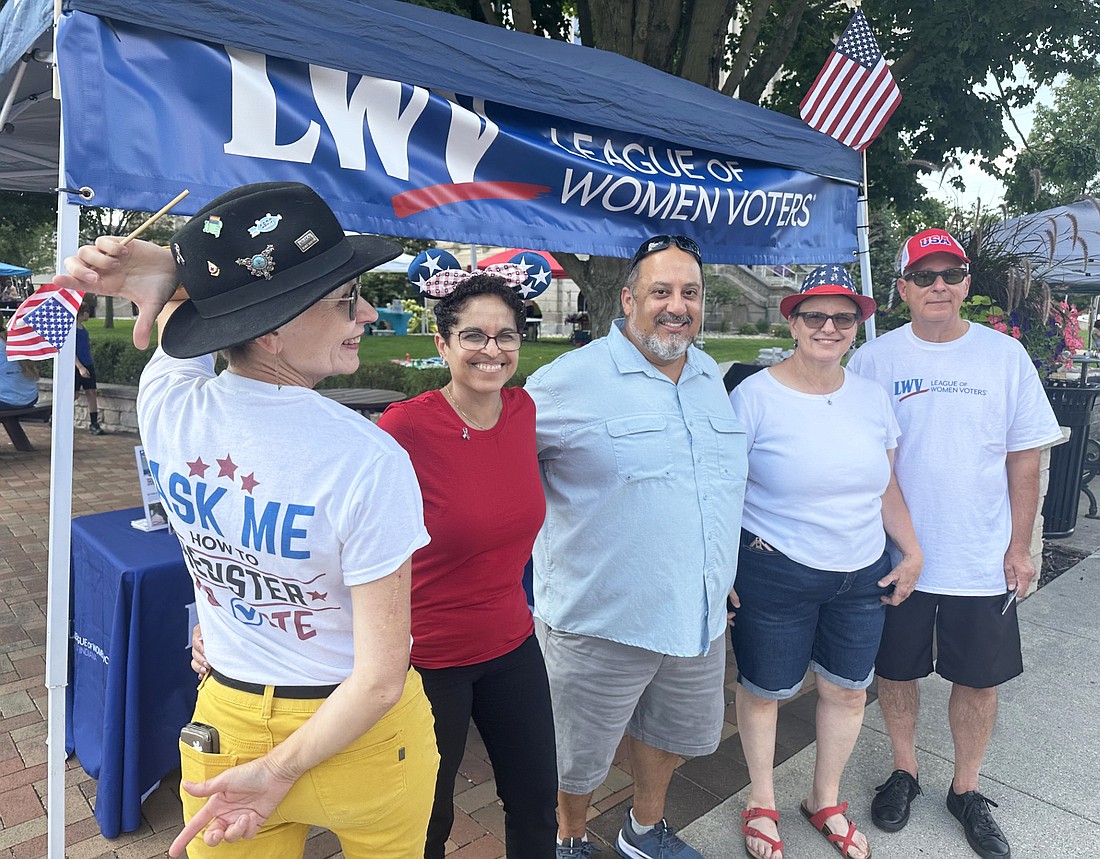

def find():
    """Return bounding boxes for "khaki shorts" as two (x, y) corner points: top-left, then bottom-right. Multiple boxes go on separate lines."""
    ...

(535, 620), (726, 795)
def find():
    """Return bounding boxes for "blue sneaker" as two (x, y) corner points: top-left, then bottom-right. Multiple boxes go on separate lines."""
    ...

(558, 836), (599, 858)
(616, 810), (702, 858)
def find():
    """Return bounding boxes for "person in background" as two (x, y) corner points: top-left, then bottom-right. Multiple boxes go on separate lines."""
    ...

(59, 181), (438, 859)
(526, 234), (746, 859)
(74, 305), (105, 434)
(728, 265), (922, 859)
(376, 268), (557, 859)
(0, 325), (40, 409)
(848, 229), (1062, 859)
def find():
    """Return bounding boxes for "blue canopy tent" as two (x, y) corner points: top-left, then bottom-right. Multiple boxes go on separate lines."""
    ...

(0, 261), (32, 277)
(0, 1), (864, 854)
(1, 0), (863, 265)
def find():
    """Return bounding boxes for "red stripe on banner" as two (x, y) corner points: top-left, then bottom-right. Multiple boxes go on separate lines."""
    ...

(392, 182), (552, 218)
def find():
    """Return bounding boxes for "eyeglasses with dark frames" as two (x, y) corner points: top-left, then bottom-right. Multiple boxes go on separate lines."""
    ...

(316, 283), (363, 320)
(791, 311), (860, 330)
(455, 329), (523, 351)
(903, 268), (969, 288)
(629, 235), (703, 270)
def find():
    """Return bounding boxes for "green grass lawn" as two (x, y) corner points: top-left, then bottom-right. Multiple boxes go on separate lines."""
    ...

(86, 319), (790, 378)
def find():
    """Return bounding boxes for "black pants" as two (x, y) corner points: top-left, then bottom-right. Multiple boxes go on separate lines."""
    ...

(415, 634), (557, 859)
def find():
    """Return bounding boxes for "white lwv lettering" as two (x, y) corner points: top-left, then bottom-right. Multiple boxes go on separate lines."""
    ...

(224, 48), (498, 182)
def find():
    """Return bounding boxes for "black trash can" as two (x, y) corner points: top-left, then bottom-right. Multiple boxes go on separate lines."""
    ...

(1042, 381), (1100, 538)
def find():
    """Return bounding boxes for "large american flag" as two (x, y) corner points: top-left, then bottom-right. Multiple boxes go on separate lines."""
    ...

(6, 284), (85, 361)
(799, 9), (901, 152)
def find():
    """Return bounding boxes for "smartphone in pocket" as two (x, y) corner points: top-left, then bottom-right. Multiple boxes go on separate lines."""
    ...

(180, 721), (220, 754)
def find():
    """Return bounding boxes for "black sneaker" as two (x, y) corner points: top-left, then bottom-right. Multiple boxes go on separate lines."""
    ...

(89, 425), (106, 436)
(946, 786), (1011, 859)
(871, 769), (921, 832)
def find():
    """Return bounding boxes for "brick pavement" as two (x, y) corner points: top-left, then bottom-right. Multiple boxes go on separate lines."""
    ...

(0, 422), (821, 858)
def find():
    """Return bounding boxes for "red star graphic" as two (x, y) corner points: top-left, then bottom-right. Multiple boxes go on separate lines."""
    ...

(307, 591), (328, 602)
(187, 457), (209, 477)
(216, 454), (238, 479)
(240, 472), (260, 494)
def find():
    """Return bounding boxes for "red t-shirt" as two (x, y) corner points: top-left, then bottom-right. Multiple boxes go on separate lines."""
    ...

(377, 387), (545, 668)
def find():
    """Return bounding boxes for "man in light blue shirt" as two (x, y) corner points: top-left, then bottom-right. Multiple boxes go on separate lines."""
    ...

(526, 236), (746, 859)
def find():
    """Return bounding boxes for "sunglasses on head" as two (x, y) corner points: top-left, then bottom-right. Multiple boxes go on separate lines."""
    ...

(903, 268), (969, 288)
(629, 235), (703, 269)
(791, 311), (860, 330)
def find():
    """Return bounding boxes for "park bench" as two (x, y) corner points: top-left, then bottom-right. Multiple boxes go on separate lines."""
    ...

(1, 403), (51, 451)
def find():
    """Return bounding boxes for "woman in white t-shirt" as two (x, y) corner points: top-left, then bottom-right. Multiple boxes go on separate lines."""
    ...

(728, 266), (922, 859)
(59, 182), (438, 859)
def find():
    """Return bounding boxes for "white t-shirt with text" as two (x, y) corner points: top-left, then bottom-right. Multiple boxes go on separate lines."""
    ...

(848, 323), (1062, 595)
(137, 350), (429, 685)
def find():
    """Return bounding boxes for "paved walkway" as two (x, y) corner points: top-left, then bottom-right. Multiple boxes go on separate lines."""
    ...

(4, 420), (1096, 857)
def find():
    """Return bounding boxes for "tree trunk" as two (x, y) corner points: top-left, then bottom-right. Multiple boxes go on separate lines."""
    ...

(104, 296), (114, 329)
(556, 253), (631, 338)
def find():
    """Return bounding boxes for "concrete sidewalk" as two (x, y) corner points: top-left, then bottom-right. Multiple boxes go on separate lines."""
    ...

(681, 547), (1100, 857)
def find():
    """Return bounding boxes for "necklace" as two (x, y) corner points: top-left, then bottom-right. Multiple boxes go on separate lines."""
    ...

(443, 384), (500, 434)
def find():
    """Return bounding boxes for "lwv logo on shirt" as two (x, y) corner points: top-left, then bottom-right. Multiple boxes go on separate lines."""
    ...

(894, 378), (929, 401)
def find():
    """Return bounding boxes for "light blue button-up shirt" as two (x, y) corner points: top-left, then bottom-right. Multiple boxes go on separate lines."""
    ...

(526, 320), (746, 657)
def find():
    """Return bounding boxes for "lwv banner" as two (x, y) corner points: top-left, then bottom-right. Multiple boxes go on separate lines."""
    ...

(58, 12), (857, 264)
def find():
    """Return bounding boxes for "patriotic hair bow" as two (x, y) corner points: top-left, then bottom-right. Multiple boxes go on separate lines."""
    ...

(407, 250), (553, 299)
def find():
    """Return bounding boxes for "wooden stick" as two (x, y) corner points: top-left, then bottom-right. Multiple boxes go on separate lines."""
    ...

(120, 189), (190, 245)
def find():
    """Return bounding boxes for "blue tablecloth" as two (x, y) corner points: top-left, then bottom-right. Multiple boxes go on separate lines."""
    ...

(66, 507), (197, 838)
(374, 308), (413, 335)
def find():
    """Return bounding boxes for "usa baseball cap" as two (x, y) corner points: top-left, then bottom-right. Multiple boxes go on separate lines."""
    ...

(898, 228), (970, 272)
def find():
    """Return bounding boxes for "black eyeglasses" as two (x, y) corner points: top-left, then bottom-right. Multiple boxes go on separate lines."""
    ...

(792, 311), (860, 330)
(629, 235), (702, 269)
(317, 283), (362, 320)
(903, 268), (969, 288)
(456, 329), (523, 351)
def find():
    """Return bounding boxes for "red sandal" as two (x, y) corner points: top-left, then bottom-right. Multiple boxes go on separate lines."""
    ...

(800, 801), (872, 859)
(741, 807), (783, 859)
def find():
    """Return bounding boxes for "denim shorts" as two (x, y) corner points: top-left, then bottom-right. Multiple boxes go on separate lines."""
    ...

(730, 531), (892, 700)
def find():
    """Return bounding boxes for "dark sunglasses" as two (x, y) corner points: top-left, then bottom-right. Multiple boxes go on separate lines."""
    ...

(903, 268), (968, 288)
(317, 283), (363, 320)
(792, 311), (860, 330)
(629, 235), (702, 269)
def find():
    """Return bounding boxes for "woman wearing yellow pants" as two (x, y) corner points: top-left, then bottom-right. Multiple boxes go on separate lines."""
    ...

(60, 182), (439, 857)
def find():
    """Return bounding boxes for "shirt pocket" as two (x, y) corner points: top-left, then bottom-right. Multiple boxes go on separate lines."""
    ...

(606, 415), (673, 483)
(709, 415), (747, 481)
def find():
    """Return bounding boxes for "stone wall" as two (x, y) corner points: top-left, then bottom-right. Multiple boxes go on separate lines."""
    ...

(37, 380), (139, 434)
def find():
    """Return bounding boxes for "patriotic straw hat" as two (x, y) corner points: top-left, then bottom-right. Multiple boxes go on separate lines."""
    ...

(162, 182), (401, 358)
(779, 264), (877, 321)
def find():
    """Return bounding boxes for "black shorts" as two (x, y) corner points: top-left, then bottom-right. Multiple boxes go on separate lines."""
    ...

(75, 368), (97, 391)
(875, 591), (1022, 689)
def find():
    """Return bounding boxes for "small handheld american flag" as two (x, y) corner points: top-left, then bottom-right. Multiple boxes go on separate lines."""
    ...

(5, 284), (85, 361)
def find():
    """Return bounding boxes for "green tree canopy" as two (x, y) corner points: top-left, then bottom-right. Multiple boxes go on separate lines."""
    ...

(1003, 76), (1100, 212)
(418, 1), (1100, 331)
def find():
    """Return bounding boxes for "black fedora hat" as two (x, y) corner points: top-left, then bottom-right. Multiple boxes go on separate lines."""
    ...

(161, 182), (401, 358)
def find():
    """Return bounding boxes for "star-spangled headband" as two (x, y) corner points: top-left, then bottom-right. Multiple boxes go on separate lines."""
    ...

(408, 249), (554, 299)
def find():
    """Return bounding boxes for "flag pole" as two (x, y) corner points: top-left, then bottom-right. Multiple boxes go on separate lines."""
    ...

(46, 7), (78, 854)
(857, 149), (876, 340)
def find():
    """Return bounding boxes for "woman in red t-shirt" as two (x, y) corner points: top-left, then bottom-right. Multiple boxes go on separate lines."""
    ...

(377, 275), (556, 859)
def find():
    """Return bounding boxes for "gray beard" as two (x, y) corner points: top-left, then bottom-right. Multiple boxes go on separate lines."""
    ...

(627, 315), (692, 362)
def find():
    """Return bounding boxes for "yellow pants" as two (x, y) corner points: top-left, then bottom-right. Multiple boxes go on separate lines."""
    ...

(179, 668), (438, 858)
